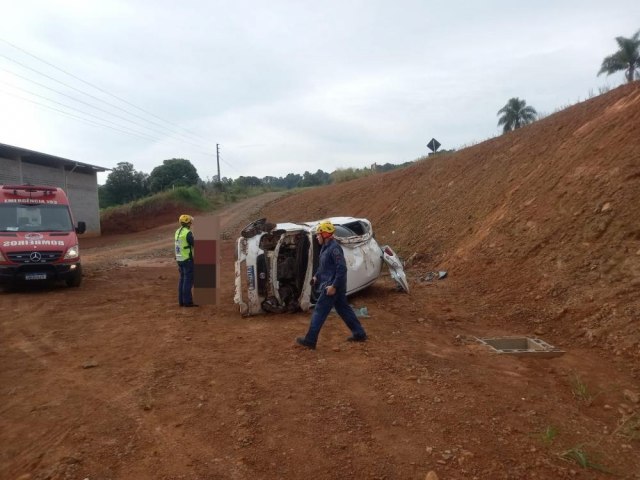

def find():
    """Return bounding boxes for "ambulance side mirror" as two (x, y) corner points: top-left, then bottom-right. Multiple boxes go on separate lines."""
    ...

(76, 221), (86, 234)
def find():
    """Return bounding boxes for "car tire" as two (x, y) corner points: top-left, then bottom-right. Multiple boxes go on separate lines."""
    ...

(66, 269), (82, 288)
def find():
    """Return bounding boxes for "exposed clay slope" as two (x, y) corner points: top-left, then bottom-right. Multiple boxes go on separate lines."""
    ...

(3, 87), (640, 479)
(262, 82), (640, 366)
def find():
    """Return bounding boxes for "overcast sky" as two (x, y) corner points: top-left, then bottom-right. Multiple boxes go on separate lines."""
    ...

(1, 1), (638, 184)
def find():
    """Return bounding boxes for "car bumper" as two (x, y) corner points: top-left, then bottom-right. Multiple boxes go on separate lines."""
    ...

(0, 262), (81, 284)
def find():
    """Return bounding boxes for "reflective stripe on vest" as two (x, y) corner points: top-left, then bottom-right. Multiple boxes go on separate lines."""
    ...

(175, 227), (192, 261)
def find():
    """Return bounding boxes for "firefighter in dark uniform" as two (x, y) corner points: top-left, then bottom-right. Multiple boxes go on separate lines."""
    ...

(296, 220), (367, 349)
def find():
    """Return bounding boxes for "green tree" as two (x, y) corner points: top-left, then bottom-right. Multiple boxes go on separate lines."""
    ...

(300, 169), (330, 187)
(234, 176), (263, 188)
(261, 176), (280, 187)
(148, 158), (200, 192)
(99, 162), (149, 208)
(282, 173), (302, 189)
(598, 29), (640, 83)
(497, 98), (538, 133)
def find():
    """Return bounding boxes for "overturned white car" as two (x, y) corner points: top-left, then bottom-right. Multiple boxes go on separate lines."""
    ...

(234, 217), (409, 316)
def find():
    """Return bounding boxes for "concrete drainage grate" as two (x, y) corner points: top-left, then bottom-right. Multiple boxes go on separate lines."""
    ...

(476, 336), (565, 358)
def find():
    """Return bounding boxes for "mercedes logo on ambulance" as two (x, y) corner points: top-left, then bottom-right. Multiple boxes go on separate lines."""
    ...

(29, 252), (42, 262)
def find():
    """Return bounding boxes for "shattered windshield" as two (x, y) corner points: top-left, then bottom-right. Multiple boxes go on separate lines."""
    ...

(334, 225), (356, 237)
(0, 204), (74, 232)
(334, 221), (371, 241)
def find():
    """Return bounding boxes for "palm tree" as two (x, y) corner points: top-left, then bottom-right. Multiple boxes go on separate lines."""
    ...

(497, 98), (538, 133)
(598, 29), (640, 83)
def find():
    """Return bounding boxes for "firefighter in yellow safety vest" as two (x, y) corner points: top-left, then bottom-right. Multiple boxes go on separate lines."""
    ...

(175, 214), (197, 307)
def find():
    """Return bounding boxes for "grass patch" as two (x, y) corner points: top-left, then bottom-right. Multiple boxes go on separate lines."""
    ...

(169, 186), (211, 210)
(559, 446), (610, 473)
(615, 412), (640, 441)
(538, 425), (559, 445)
(331, 167), (374, 184)
(569, 372), (600, 405)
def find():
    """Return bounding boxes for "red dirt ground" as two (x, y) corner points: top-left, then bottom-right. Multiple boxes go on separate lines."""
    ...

(2, 83), (639, 480)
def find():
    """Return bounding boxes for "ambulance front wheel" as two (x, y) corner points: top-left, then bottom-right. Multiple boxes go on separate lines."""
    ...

(66, 267), (83, 287)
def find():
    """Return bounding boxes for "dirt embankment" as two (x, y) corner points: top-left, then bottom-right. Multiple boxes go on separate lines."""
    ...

(261, 82), (640, 371)
(1, 85), (639, 480)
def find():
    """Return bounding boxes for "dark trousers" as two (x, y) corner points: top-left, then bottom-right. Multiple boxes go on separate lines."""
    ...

(178, 259), (194, 305)
(304, 288), (366, 346)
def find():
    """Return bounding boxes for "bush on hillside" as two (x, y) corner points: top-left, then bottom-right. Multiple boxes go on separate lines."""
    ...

(100, 186), (210, 234)
(331, 167), (374, 183)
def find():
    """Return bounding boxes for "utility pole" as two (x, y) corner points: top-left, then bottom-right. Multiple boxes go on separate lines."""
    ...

(216, 144), (221, 182)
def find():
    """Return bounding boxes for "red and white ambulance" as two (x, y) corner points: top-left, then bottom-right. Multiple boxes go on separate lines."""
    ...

(0, 184), (86, 288)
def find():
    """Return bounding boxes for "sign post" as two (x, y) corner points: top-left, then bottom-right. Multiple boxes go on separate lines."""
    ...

(427, 138), (441, 154)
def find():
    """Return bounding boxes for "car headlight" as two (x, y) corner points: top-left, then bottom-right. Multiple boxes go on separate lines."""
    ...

(64, 244), (80, 260)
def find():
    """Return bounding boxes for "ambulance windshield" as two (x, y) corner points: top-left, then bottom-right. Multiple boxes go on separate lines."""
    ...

(0, 204), (74, 232)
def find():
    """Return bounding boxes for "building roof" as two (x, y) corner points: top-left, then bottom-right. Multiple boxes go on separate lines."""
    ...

(0, 143), (110, 174)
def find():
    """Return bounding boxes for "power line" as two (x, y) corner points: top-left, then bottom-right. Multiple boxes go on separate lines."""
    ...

(0, 56), (216, 151)
(3, 88), (244, 176)
(0, 88), (165, 142)
(1, 85), (239, 169)
(0, 39), (242, 174)
(1, 81), (190, 143)
(0, 76), (201, 143)
(0, 37), (214, 146)
(3, 82), (240, 172)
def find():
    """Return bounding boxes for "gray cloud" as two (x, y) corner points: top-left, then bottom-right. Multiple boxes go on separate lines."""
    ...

(1, 0), (638, 183)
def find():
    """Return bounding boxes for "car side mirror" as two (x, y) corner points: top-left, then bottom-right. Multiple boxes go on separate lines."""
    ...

(76, 221), (86, 234)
